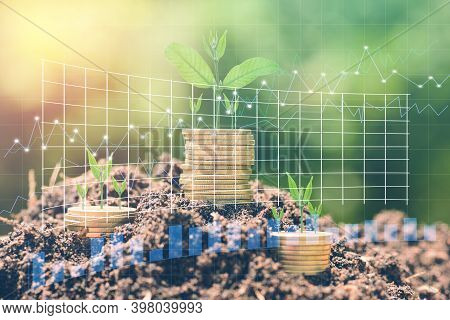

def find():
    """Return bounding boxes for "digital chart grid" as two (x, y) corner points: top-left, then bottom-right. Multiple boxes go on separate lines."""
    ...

(41, 60), (409, 230)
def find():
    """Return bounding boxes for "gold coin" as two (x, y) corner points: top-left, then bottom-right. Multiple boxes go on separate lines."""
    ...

(279, 239), (332, 246)
(182, 129), (253, 135)
(67, 206), (136, 217)
(183, 167), (253, 172)
(184, 146), (255, 157)
(184, 161), (254, 167)
(65, 214), (133, 221)
(280, 260), (330, 267)
(180, 174), (250, 181)
(183, 135), (254, 141)
(186, 194), (252, 200)
(184, 161), (254, 166)
(185, 157), (254, 163)
(183, 134), (253, 139)
(283, 268), (329, 275)
(185, 143), (254, 151)
(181, 183), (250, 190)
(65, 219), (132, 227)
(65, 214), (134, 221)
(282, 264), (329, 272)
(280, 251), (331, 258)
(280, 247), (331, 256)
(280, 243), (332, 250)
(67, 226), (121, 233)
(279, 254), (330, 262)
(184, 189), (252, 195)
(185, 152), (254, 158)
(65, 220), (132, 227)
(184, 140), (255, 146)
(284, 270), (326, 276)
(213, 199), (251, 204)
(185, 147), (254, 153)
(182, 184), (250, 191)
(84, 232), (113, 238)
(180, 177), (250, 184)
(273, 232), (332, 240)
(181, 166), (252, 175)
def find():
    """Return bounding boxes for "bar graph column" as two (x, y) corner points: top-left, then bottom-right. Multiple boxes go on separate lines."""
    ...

(169, 225), (182, 259)
(189, 226), (202, 256)
(32, 252), (45, 289)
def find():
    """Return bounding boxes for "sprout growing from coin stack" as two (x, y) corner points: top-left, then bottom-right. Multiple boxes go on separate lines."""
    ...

(66, 149), (135, 238)
(271, 173), (332, 275)
(165, 30), (278, 204)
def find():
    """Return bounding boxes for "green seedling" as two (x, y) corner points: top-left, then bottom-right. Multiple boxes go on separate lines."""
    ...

(112, 177), (127, 210)
(86, 148), (112, 209)
(223, 93), (240, 125)
(165, 30), (278, 126)
(190, 93), (203, 113)
(271, 207), (285, 222)
(76, 184), (87, 210)
(286, 173), (314, 233)
(307, 202), (323, 233)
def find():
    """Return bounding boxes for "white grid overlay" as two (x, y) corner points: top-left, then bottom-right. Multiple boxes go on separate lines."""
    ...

(40, 60), (410, 228)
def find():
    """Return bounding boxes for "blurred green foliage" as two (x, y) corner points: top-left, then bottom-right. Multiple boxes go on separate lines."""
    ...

(0, 0), (448, 234)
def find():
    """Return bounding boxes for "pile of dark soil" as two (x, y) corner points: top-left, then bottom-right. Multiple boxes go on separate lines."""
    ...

(0, 157), (448, 300)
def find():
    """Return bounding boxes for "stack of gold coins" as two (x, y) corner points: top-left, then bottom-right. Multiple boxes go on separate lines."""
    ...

(66, 206), (136, 238)
(274, 232), (332, 275)
(180, 129), (254, 204)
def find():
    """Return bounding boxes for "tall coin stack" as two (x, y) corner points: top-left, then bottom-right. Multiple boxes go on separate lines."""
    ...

(180, 129), (255, 204)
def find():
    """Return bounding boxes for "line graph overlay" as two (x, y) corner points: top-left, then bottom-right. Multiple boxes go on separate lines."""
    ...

(41, 61), (410, 226)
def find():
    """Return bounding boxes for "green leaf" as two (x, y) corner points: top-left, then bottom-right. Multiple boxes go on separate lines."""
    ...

(76, 184), (87, 198)
(202, 36), (213, 60)
(112, 177), (120, 195)
(317, 203), (323, 216)
(271, 207), (278, 220)
(165, 43), (216, 88)
(279, 208), (284, 219)
(286, 172), (300, 203)
(234, 96), (239, 113)
(223, 94), (232, 112)
(120, 180), (127, 194)
(303, 176), (314, 202)
(189, 97), (196, 113)
(195, 94), (203, 112)
(113, 177), (127, 196)
(189, 94), (203, 113)
(307, 202), (314, 214)
(223, 57), (279, 89)
(216, 30), (227, 60)
(86, 149), (101, 180)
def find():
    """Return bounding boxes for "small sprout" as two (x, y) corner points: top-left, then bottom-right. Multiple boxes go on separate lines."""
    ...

(190, 93), (203, 113)
(286, 172), (314, 233)
(112, 177), (127, 210)
(223, 94), (239, 115)
(76, 184), (88, 210)
(307, 202), (323, 233)
(271, 207), (285, 222)
(86, 148), (113, 209)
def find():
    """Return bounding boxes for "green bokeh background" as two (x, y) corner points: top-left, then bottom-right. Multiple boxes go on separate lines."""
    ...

(0, 0), (449, 235)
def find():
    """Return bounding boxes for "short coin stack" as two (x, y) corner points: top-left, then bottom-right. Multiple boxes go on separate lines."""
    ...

(66, 206), (136, 238)
(275, 231), (332, 275)
(180, 129), (255, 204)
